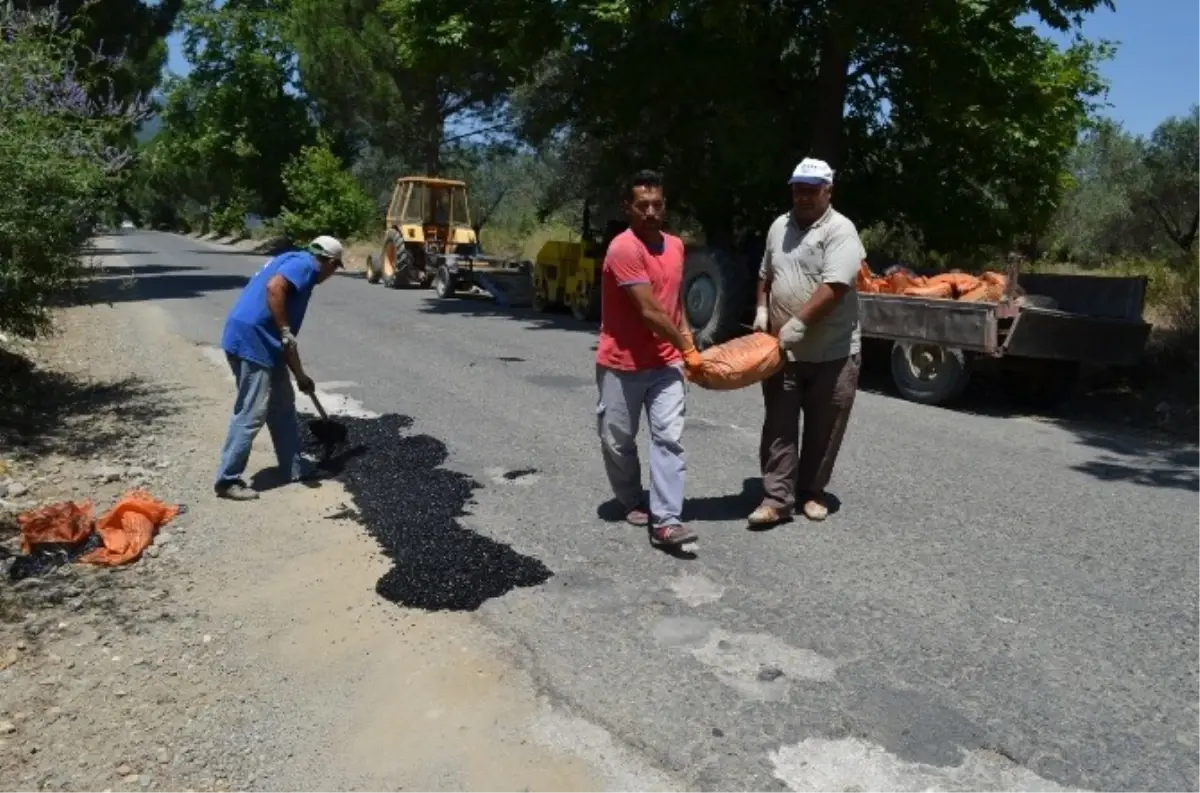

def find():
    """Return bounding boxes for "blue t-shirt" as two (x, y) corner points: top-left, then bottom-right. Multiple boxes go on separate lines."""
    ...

(221, 250), (320, 367)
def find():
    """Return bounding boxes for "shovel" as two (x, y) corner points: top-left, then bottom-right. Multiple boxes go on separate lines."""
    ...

(305, 391), (348, 461)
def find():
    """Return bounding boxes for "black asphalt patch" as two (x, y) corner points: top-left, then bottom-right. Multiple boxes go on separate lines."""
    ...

(308, 413), (553, 611)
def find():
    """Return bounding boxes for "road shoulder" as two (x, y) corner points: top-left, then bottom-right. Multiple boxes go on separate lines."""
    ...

(0, 250), (678, 792)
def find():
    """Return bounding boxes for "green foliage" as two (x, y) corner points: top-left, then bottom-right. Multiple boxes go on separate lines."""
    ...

(287, 0), (556, 171)
(279, 139), (377, 241)
(1047, 107), (1199, 263)
(211, 191), (251, 237)
(512, 0), (1113, 249)
(1139, 107), (1199, 254)
(0, 5), (148, 338)
(21, 0), (182, 111)
(149, 0), (314, 219)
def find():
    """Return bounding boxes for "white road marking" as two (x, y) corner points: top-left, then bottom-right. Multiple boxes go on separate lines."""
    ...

(769, 737), (1079, 792)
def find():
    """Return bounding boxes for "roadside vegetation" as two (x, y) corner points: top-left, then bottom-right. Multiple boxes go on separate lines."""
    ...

(1, 0), (1195, 405)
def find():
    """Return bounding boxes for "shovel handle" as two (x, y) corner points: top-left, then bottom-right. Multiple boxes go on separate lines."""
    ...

(307, 391), (329, 421)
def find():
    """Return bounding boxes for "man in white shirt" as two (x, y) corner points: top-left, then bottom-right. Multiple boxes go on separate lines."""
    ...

(749, 158), (864, 525)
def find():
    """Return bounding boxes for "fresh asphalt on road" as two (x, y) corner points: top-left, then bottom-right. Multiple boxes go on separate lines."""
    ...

(92, 232), (1197, 791)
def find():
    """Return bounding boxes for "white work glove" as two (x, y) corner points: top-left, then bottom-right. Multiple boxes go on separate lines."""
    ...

(751, 305), (769, 333)
(778, 317), (808, 351)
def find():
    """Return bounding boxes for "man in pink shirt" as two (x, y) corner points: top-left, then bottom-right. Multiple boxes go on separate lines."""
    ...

(595, 170), (703, 549)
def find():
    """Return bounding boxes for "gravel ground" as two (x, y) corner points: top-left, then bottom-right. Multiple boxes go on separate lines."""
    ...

(0, 287), (674, 792)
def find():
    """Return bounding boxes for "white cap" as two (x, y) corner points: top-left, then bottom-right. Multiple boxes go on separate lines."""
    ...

(308, 235), (345, 264)
(788, 158), (834, 185)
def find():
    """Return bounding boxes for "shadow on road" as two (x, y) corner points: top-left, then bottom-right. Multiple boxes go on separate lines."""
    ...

(84, 269), (250, 305)
(184, 245), (288, 258)
(1065, 428), (1199, 492)
(0, 348), (180, 459)
(92, 263), (210, 277)
(80, 247), (157, 257)
(416, 292), (599, 336)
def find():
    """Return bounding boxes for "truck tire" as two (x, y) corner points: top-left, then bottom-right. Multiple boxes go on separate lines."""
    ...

(683, 247), (751, 349)
(889, 342), (971, 405)
(433, 263), (456, 298)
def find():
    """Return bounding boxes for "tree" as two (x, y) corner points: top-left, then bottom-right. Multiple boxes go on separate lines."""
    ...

(279, 137), (377, 241)
(287, 0), (557, 172)
(1047, 119), (1148, 259)
(17, 0), (182, 108)
(0, 5), (151, 337)
(1138, 106), (1199, 255)
(156, 0), (314, 220)
(512, 0), (1113, 251)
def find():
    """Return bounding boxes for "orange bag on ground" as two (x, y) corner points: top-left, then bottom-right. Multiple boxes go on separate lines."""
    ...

(14, 491), (179, 570)
(689, 332), (784, 391)
(18, 501), (94, 553)
(80, 490), (180, 566)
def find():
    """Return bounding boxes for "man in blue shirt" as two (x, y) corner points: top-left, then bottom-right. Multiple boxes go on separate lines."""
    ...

(214, 235), (344, 500)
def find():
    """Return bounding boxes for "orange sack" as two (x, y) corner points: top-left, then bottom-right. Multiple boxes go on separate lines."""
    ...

(927, 272), (982, 295)
(902, 282), (955, 298)
(689, 332), (784, 391)
(18, 500), (95, 553)
(79, 490), (180, 566)
(959, 282), (1007, 303)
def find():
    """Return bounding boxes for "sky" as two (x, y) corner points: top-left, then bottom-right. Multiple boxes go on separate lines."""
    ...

(162, 0), (1199, 136)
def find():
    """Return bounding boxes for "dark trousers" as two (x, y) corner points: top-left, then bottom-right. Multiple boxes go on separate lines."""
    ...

(759, 354), (861, 510)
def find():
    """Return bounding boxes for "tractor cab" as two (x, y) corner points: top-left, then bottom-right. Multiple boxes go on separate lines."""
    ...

(370, 176), (480, 288)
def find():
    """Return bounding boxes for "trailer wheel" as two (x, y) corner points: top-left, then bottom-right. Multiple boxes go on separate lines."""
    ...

(889, 342), (971, 405)
(364, 254), (381, 284)
(683, 247), (751, 349)
(433, 263), (456, 298)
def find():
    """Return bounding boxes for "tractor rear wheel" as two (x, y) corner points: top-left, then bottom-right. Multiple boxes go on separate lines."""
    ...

(380, 229), (414, 289)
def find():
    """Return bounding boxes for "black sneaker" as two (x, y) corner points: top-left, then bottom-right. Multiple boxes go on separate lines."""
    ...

(216, 483), (259, 501)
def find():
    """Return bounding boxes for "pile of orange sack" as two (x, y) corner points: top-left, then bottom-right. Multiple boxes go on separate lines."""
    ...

(9, 490), (180, 579)
(856, 262), (1010, 302)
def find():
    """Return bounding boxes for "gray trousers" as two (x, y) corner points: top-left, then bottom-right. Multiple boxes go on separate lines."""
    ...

(759, 353), (860, 510)
(595, 364), (687, 526)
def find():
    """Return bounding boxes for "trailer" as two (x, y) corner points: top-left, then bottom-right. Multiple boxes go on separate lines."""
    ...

(680, 249), (1153, 407)
(432, 252), (535, 308)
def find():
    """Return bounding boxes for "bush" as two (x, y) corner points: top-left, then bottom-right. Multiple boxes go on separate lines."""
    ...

(211, 191), (251, 237)
(0, 6), (148, 338)
(278, 138), (376, 242)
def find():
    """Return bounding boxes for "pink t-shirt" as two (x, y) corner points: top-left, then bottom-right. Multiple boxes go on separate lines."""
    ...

(596, 229), (685, 372)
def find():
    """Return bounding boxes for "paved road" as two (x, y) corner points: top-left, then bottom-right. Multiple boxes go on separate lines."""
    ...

(95, 232), (1198, 791)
